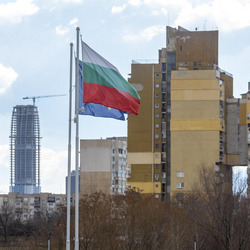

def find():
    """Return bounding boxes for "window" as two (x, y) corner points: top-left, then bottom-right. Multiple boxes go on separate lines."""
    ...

(198, 61), (201, 66)
(155, 113), (159, 118)
(179, 62), (183, 66)
(155, 174), (159, 181)
(155, 184), (159, 188)
(193, 61), (197, 66)
(220, 90), (223, 97)
(177, 182), (184, 189)
(155, 73), (160, 78)
(162, 73), (166, 81)
(155, 93), (159, 98)
(161, 63), (166, 72)
(184, 62), (188, 66)
(155, 123), (159, 128)
(177, 171), (184, 177)
(155, 103), (159, 108)
(155, 83), (160, 88)
(155, 134), (159, 139)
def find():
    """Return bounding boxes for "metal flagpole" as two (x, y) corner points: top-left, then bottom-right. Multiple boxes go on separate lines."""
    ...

(74, 27), (80, 250)
(66, 42), (73, 250)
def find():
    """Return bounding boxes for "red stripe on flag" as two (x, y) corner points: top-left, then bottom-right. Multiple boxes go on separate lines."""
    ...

(83, 82), (140, 115)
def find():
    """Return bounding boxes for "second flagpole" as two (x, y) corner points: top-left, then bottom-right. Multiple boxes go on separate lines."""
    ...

(74, 27), (80, 250)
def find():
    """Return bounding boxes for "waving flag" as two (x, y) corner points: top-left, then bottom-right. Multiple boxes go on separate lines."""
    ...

(81, 41), (140, 115)
(79, 60), (125, 120)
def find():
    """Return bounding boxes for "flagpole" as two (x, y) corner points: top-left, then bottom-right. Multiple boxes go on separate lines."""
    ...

(74, 27), (80, 250)
(66, 42), (73, 250)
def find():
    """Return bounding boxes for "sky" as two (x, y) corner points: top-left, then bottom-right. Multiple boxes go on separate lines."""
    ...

(0, 0), (250, 194)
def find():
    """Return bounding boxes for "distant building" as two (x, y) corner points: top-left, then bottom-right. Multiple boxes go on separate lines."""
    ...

(65, 170), (80, 195)
(0, 193), (66, 221)
(10, 105), (41, 194)
(80, 137), (127, 195)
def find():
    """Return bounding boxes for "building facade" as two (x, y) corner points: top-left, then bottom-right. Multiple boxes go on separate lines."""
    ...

(10, 105), (41, 194)
(65, 170), (80, 195)
(127, 26), (250, 201)
(80, 137), (127, 195)
(0, 193), (66, 221)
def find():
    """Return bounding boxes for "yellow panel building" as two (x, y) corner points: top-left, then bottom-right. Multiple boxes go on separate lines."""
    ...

(127, 26), (249, 201)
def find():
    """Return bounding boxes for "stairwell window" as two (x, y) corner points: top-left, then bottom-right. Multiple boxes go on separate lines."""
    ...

(177, 182), (184, 189)
(177, 171), (184, 177)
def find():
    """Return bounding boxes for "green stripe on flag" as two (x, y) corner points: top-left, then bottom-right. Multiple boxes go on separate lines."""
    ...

(83, 62), (140, 100)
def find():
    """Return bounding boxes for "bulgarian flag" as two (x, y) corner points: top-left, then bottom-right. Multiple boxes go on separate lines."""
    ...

(81, 41), (140, 115)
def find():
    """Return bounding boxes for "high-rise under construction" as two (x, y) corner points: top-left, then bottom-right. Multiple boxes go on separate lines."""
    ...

(10, 105), (41, 194)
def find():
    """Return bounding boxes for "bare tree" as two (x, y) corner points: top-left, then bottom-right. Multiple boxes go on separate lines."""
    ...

(0, 201), (14, 243)
(183, 165), (250, 250)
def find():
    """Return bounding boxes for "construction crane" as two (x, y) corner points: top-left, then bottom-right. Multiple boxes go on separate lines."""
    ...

(23, 94), (66, 106)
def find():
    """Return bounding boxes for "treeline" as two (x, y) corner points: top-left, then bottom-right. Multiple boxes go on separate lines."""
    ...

(0, 167), (250, 249)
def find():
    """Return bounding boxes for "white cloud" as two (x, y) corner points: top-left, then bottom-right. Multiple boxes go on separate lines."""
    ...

(56, 25), (70, 35)
(125, 0), (250, 32)
(0, 145), (9, 194)
(0, 0), (39, 23)
(111, 4), (127, 14)
(0, 63), (18, 94)
(173, 0), (250, 32)
(151, 7), (167, 16)
(41, 147), (68, 194)
(63, 0), (83, 3)
(161, 7), (167, 15)
(51, 0), (84, 3)
(70, 18), (78, 25)
(0, 145), (9, 168)
(123, 25), (165, 42)
(128, 0), (142, 7)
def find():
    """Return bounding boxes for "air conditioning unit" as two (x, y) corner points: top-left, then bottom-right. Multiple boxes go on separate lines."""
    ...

(161, 172), (166, 178)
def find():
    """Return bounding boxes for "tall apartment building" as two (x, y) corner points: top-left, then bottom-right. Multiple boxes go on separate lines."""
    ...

(127, 26), (249, 201)
(80, 137), (127, 195)
(10, 105), (41, 194)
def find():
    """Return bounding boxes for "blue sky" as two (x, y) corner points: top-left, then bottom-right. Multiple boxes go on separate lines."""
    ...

(0, 0), (249, 194)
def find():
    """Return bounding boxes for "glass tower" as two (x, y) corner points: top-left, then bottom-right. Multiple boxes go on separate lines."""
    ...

(10, 105), (41, 194)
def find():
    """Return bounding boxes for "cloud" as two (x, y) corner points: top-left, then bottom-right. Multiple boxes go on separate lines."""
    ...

(125, 0), (250, 32)
(0, 145), (9, 168)
(51, 0), (84, 3)
(151, 7), (167, 16)
(128, 0), (142, 7)
(0, 63), (18, 94)
(70, 18), (78, 25)
(0, 145), (10, 193)
(0, 0), (39, 23)
(63, 0), (83, 3)
(123, 25), (165, 42)
(111, 4), (127, 14)
(56, 25), (70, 35)
(41, 147), (68, 194)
